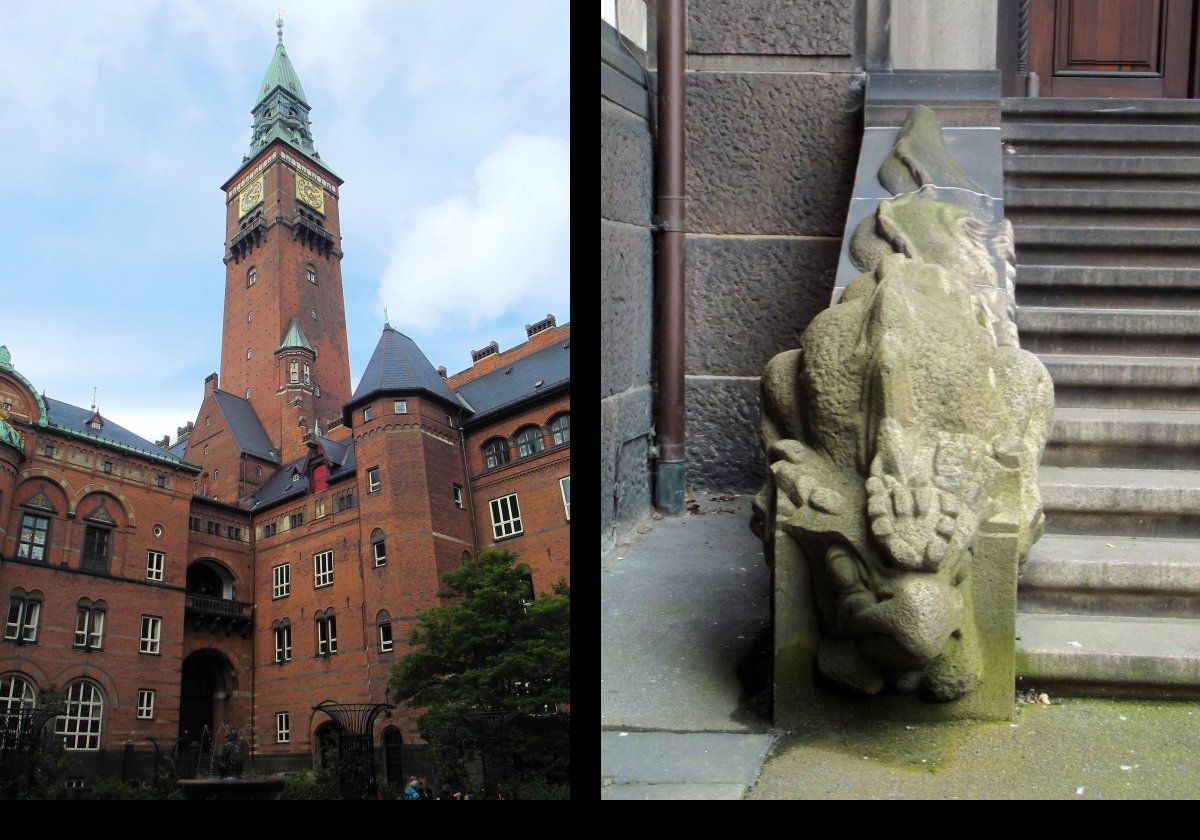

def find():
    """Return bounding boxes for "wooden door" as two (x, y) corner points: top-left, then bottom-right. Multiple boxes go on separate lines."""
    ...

(1028, 0), (1196, 97)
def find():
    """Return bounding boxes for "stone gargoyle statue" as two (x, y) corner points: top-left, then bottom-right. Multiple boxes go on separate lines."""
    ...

(752, 106), (1054, 702)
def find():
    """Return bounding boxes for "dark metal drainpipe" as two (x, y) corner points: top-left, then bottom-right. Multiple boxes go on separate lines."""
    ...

(654, 0), (687, 515)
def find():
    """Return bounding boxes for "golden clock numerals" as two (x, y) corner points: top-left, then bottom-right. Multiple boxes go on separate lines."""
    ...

(238, 175), (264, 218)
(295, 175), (324, 213)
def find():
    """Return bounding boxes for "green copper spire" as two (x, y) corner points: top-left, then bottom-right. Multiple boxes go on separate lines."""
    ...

(256, 20), (309, 107)
(276, 316), (317, 355)
(244, 17), (330, 167)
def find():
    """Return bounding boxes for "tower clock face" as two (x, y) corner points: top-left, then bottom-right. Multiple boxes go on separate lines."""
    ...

(238, 175), (264, 218)
(295, 175), (325, 214)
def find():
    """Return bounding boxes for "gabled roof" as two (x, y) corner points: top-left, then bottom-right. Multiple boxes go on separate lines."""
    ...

(276, 316), (316, 355)
(250, 434), (357, 510)
(167, 439), (189, 459)
(212, 391), (278, 463)
(454, 337), (570, 423)
(44, 397), (196, 470)
(256, 40), (308, 107)
(349, 324), (462, 410)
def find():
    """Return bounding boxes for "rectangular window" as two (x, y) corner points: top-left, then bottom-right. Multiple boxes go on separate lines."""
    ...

(290, 362), (299, 384)
(274, 626), (292, 663)
(136, 689), (156, 720)
(317, 616), (338, 656)
(146, 551), (164, 582)
(5, 597), (40, 643)
(336, 490), (355, 512)
(379, 622), (394, 653)
(189, 516), (201, 532)
(368, 467), (380, 493)
(489, 494), (523, 540)
(276, 712), (291, 743)
(393, 400), (407, 414)
(43, 443), (54, 458)
(373, 541), (387, 567)
(81, 526), (111, 572)
(74, 608), (104, 650)
(363, 406), (373, 422)
(272, 563), (291, 598)
(139, 616), (162, 655)
(453, 484), (464, 509)
(155, 474), (166, 488)
(262, 521), (278, 538)
(314, 550), (334, 588)
(289, 511), (305, 529)
(207, 521), (220, 535)
(315, 498), (326, 519)
(560, 476), (571, 522)
(17, 514), (50, 562)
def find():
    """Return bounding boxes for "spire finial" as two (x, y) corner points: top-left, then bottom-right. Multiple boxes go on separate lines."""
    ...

(384, 306), (390, 327)
(91, 386), (98, 413)
(276, 8), (285, 44)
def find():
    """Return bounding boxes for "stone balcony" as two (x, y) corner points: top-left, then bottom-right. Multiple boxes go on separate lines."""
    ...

(185, 594), (253, 637)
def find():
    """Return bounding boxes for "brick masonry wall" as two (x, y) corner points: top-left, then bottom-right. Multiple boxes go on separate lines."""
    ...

(684, 0), (863, 491)
(601, 20), (655, 552)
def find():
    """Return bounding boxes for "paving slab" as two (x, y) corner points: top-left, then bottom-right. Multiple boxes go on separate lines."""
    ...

(601, 496), (771, 732)
(601, 731), (774, 786)
(601, 782), (748, 800)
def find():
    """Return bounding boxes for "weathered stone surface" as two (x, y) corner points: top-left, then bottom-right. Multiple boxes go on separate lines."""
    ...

(601, 386), (654, 551)
(687, 0), (854, 57)
(601, 97), (653, 227)
(687, 72), (861, 236)
(602, 219), (653, 399)
(686, 234), (840, 376)
(686, 376), (764, 491)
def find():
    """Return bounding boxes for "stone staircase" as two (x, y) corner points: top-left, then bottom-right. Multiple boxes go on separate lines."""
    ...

(1003, 97), (1200, 695)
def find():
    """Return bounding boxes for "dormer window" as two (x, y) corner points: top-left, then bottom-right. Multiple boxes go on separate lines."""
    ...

(292, 471), (299, 483)
(89, 420), (102, 431)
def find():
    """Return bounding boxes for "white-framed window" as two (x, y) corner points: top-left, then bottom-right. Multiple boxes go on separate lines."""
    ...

(290, 361), (299, 384)
(245, 388), (251, 399)
(560, 476), (571, 522)
(5, 593), (41, 643)
(515, 425), (545, 458)
(379, 622), (394, 653)
(489, 494), (523, 540)
(373, 540), (387, 567)
(314, 551), (334, 588)
(317, 614), (338, 656)
(246, 348), (252, 359)
(136, 689), (155, 720)
(17, 513), (50, 561)
(272, 563), (291, 598)
(74, 604), (104, 650)
(306, 267), (317, 285)
(56, 681), (103, 751)
(549, 413), (570, 446)
(139, 616), (162, 655)
(453, 484), (464, 509)
(368, 467), (380, 493)
(0, 674), (36, 747)
(146, 551), (164, 582)
(276, 712), (291, 743)
(274, 624), (292, 663)
(248, 268), (257, 287)
(393, 400), (407, 414)
(303, 363), (311, 384)
(248, 311), (253, 322)
(363, 406), (373, 422)
(315, 498), (326, 519)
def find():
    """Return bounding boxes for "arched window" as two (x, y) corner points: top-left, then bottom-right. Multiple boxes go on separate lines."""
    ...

(463, 550), (472, 563)
(0, 673), (36, 747)
(371, 528), (387, 567)
(483, 437), (510, 470)
(377, 610), (394, 652)
(290, 361), (299, 384)
(549, 413), (570, 446)
(306, 266), (317, 285)
(56, 680), (104, 751)
(247, 268), (257, 288)
(5, 588), (43, 644)
(246, 348), (252, 360)
(515, 426), (545, 459)
(315, 610), (337, 657)
(303, 363), (311, 384)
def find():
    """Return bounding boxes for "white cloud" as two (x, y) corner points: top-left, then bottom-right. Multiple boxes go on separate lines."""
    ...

(377, 132), (569, 335)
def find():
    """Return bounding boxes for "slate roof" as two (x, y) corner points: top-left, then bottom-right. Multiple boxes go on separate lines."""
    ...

(44, 397), (195, 469)
(212, 391), (278, 463)
(454, 337), (571, 423)
(250, 434), (356, 509)
(167, 439), (189, 459)
(350, 325), (461, 409)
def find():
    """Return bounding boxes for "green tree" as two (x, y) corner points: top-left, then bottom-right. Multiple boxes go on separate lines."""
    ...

(388, 550), (570, 798)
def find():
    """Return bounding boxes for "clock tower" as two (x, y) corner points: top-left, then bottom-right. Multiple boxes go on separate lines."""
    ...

(218, 20), (352, 463)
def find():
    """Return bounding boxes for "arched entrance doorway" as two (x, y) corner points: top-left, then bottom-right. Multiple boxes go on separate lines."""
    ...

(179, 648), (235, 746)
(314, 721), (338, 769)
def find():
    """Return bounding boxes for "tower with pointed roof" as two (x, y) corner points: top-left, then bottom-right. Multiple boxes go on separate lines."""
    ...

(218, 20), (352, 463)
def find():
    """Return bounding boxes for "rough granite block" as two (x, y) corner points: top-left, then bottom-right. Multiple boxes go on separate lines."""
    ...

(601, 97), (654, 227)
(686, 234), (840, 376)
(602, 218), (654, 400)
(686, 376), (764, 491)
(601, 387), (655, 550)
(687, 72), (862, 237)
(687, 0), (855, 57)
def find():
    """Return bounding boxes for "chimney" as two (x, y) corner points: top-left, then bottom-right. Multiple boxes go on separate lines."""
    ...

(437, 365), (447, 378)
(177, 421), (194, 443)
(156, 435), (171, 449)
(525, 313), (557, 338)
(204, 372), (219, 396)
(471, 341), (500, 363)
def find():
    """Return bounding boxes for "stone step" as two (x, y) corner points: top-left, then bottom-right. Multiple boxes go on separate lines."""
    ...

(1003, 122), (1200, 156)
(1015, 612), (1200, 693)
(1015, 266), (1200, 310)
(1020, 533), (1200, 618)
(1036, 354), (1200, 410)
(1013, 225), (1200, 268)
(1045, 406), (1200, 469)
(1039, 465), (1200, 535)
(1004, 154), (1200, 189)
(1017, 306), (1200, 356)
(1003, 97), (1200, 124)
(1006, 188), (1200, 227)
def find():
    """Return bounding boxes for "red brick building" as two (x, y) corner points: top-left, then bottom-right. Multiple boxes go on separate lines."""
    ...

(0, 28), (568, 785)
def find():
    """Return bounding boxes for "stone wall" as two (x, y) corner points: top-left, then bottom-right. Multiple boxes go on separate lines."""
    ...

(601, 18), (655, 551)
(684, 0), (865, 490)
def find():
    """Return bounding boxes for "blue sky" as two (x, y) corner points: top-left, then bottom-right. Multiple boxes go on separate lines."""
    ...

(0, 0), (570, 444)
